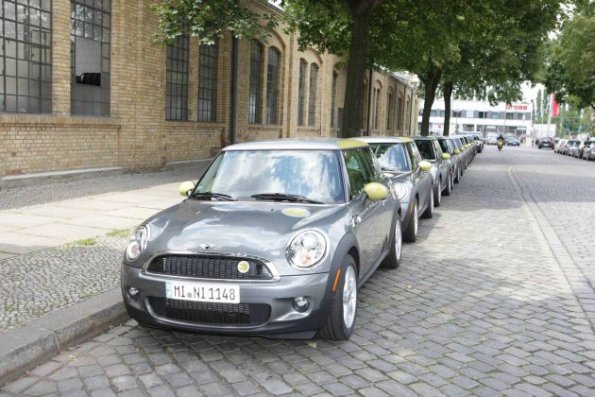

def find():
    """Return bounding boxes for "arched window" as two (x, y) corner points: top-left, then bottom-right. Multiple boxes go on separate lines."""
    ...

(331, 71), (338, 128)
(387, 90), (394, 130)
(308, 63), (318, 126)
(396, 92), (403, 130)
(248, 40), (263, 124)
(198, 41), (219, 122)
(373, 86), (381, 130)
(297, 59), (307, 126)
(266, 47), (280, 125)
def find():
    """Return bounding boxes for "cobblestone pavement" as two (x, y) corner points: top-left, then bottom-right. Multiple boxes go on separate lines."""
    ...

(0, 236), (126, 331)
(2, 146), (595, 396)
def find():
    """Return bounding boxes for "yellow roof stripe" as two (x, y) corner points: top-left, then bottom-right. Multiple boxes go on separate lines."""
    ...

(338, 139), (368, 149)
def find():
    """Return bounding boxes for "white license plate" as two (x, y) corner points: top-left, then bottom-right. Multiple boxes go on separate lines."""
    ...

(165, 281), (240, 304)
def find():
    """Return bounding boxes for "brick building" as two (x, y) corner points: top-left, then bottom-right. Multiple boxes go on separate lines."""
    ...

(0, 0), (418, 180)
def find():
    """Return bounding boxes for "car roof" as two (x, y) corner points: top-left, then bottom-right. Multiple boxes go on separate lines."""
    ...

(222, 138), (368, 151)
(354, 136), (413, 144)
(412, 135), (437, 141)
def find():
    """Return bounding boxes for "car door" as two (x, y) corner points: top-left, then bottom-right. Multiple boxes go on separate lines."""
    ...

(342, 148), (391, 279)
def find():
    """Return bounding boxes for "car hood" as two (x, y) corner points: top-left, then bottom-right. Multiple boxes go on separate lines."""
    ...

(139, 200), (347, 275)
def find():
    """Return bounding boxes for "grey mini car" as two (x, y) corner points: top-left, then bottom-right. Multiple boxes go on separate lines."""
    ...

(355, 137), (434, 243)
(413, 136), (454, 203)
(121, 139), (402, 340)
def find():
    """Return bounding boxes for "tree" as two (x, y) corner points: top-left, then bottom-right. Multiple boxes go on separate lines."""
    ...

(536, 89), (543, 122)
(544, 2), (594, 109)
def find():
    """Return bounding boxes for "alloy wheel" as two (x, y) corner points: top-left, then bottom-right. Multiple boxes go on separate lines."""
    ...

(342, 266), (357, 329)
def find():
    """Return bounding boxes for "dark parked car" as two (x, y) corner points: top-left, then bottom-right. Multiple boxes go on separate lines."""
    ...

(537, 137), (555, 149)
(414, 135), (454, 201)
(356, 137), (434, 243)
(121, 139), (402, 340)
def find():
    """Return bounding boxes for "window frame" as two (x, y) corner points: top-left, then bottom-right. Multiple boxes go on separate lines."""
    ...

(265, 46), (280, 125)
(248, 40), (264, 124)
(307, 63), (318, 127)
(165, 34), (189, 121)
(198, 41), (219, 122)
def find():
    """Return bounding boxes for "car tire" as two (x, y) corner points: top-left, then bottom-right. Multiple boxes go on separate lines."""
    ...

(382, 217), (402, 269)
(443, 173), (453, 196)
(422, 189), (434, 219)
(319, 256), (358, 341)
(434, 179), (442, 207)
(403, 201), (418, 243)
(454, 167), (461, 184)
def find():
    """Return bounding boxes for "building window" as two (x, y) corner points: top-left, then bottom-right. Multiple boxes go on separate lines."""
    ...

(396, 93), (403, 129)
(297, 59), (307, 126)
(387, 92), (394, 130)
(164, 35), (189, 121)
(248, 40), (263, 124)
(308, 63), (318, 126)
(1, 0), (52, 113)
(198, 42), (218, 122)
(373, 87), (381, 130)
(265, 47), (280, 125)
(330, 71), (338, 128)
(71, 0), (111, 116)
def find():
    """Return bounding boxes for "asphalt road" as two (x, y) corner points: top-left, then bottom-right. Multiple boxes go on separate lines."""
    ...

(2, 145), (595, 397)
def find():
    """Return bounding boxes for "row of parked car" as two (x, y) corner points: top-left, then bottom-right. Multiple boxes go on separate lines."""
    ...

(553, 137), (595, 160)
(120, 134), (482, 340)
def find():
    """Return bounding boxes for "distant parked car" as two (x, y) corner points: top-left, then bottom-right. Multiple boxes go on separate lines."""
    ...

(537, 137), (555, 149)
(486, 136), (498, 145)
(567, 140), (580, 156)
(414, 135), (455, 200)
(469, 134), (484, 153)
(582, 140), (595, 161)
(555, 139), (568, 154)
(505, 137), (520, 146)
(576, 138), (594, 158)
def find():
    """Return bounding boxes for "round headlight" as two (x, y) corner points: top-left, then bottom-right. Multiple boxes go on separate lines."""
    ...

(126, 225), (150, 262)
(393, 183), (410, 201)
(287, 230), (327, 269)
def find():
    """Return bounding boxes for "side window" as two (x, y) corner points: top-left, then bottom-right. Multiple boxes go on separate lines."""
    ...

(405, 143), (420, 170)
(416, 141), (435, 160)
(358, 148), (381, 181)
(343, 150), (372, 197)
(433, 141), (443, 157)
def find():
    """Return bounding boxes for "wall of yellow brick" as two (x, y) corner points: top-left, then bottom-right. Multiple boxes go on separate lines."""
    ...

(0, 0), (418, 177)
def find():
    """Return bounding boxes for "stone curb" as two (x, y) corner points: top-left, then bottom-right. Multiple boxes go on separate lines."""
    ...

(0, 288), (128, 386)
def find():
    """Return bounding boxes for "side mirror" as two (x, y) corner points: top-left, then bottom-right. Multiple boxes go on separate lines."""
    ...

(178, 181), (196, 197)
(363, 182), (388, 201)
(454, 149), (461, 154)
(442, 153), (451, 160)
(419, 161), (432, 172)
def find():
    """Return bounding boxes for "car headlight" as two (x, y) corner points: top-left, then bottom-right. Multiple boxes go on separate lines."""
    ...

(393, 183), (411, 201)
(125, 225), (150, 262)
(286, 230), (327, 269)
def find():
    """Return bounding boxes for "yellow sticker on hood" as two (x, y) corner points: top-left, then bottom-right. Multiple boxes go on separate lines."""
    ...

(282, 208), (311, 218)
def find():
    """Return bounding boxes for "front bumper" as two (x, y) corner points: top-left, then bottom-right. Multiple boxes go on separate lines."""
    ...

(121, 264), (332, 338)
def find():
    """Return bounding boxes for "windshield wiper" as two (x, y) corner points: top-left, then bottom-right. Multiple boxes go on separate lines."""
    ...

(251, 193), (324, 204)
(190, 192), (236, 201)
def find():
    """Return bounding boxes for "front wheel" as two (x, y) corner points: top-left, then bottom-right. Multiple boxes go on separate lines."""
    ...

(382, 217), (402, 269)
(319, 257), (358, 341)
(434, 179), (442, 208)
(422, 189), (434, 219)
(443, 173), (453, 196)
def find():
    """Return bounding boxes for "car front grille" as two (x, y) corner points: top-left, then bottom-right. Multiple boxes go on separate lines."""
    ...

(148, 298), (271, 326)
(146, 255), (274, 280)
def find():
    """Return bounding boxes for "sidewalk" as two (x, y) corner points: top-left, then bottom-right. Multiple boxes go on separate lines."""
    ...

(0, 165), (207, 383)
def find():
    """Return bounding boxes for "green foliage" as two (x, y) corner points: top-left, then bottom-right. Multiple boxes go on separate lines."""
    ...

(107, 228), (132, 238)
(544, 3), (594, 109)
(153, 0), (279, 44)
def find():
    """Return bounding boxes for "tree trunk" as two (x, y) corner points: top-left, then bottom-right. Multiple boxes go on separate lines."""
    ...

(443, 81), (453, 136)
(419, 66), (442, 136)
(341, 4), (373, 138)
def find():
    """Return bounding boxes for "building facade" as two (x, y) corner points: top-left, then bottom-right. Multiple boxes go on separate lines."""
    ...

(0, 0), (417, 179)
(418, 98), (533, 137)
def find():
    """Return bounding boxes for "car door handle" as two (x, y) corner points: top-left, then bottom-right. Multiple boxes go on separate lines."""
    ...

(352, 215), (362, 228)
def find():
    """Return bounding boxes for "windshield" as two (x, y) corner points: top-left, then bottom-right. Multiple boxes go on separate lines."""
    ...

(437, 139), (449, 153)
(415, 140), (436, 160)
(369, 143), (410, 172)
(195, 150), (345, 203)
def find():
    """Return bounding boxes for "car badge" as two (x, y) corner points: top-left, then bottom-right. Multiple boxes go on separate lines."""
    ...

(237, 261), (250, 274)
(199, 243), (214, 250)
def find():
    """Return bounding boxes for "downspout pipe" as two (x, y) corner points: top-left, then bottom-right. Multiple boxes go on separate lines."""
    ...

(229, 36), (238, 145)
(365, 67), (373, 136)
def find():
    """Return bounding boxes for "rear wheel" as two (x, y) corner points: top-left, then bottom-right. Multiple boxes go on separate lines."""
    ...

(403, 201), (418, 243)
(382, 217), (402, 269)
(319, 257), (358, 341)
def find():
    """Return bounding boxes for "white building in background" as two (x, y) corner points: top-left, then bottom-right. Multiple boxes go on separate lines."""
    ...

(418, 98), (533, 137)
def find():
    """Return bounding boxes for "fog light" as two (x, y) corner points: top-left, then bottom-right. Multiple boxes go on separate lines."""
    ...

(293, 296), (310, 313)
(128, 287), (140, 300)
